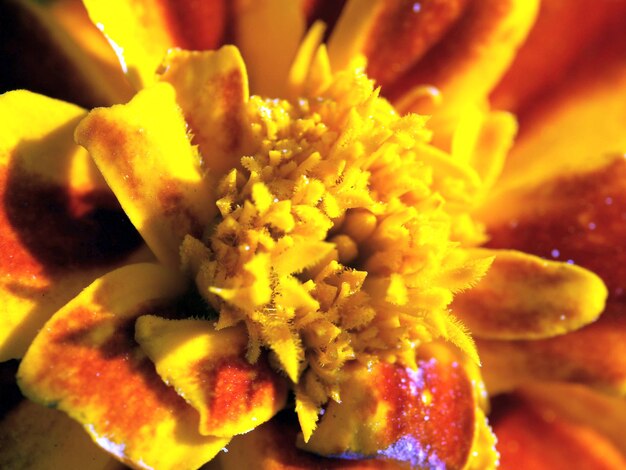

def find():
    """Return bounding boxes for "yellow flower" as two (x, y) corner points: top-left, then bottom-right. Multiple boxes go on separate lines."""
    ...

(1, 0), (626, 469)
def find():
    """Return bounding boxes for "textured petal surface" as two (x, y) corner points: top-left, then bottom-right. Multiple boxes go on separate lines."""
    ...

(0, 400), (124, 470)
(18, 263), (227, 469)
(301, 347), (480, 469)
(0, 91), (143, 360)
(135, 316), (287, 437)
(82, 0), (227, 88)
(157, 47), (251, 178)
(452, 249), (607, 340)
(492, 394), (626, 470)
(76, 82), (216, 269)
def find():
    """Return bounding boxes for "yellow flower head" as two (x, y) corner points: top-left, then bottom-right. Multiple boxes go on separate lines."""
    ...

(2, 1), (626, 469)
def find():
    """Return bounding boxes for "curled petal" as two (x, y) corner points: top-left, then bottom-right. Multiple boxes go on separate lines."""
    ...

(157, 46), (251, 178)
(492, 394), (626, 470)
(76, 82), (217, 269)
(0, 400), (124, 469)
(18, 263), (227, 469)
(452, 249), (607, 340)
(0, 91), (144, 360)
(301, 347), (484, 469)
(83, 0), (227, 88)
(135, 316), (288, 437)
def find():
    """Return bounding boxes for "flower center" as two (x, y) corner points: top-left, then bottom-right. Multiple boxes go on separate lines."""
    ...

(180, 67), (489, 411)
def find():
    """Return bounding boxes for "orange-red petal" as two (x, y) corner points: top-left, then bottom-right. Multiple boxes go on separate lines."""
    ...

(492, 394), (626, 470)
(301, 347), (479, 469)
(481, 155), (626, 303)
(452, 249), (607, 340)
(75, 82), (217, 269)
(0, 91), (144, 360)
(386, 0), (538, 121)
(491, 0), (626, 115)
(135, 317), (288, 437)
(18, 263), (227, 469)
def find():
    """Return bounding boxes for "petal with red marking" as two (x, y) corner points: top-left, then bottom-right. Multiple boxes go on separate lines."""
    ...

(76, 82), (217, 269)
(0, 91), (144, 360)
(135, 316), (288, 437)
(452, 249), (607, 340)
(301, 347), (484, 469)
(17, 263), (227, 469)
(326, 0), (538, 125)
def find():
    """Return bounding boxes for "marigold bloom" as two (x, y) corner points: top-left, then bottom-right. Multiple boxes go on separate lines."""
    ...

(1, 1), (626, 469)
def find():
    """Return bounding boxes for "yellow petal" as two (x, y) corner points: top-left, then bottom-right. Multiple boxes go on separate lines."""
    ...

(135, 316), (287, 437)
(0, 400), (124, 470)
(452, 109), (517, 193)
(452, 249), (607, 340)
(157, 46), (251, 179)
(75, 82), (216, 269)
(287, 21), (326, 97)
(233, 0), (305, 96)
(82, 0), (227, 88)
(0, 0), (131, 107)
(0, 91), (145, 360)
(492, 393), (626, 469)
(327, 0), (382, 73)
(301, 348), (478, 469)
(18, 263), (227, 469)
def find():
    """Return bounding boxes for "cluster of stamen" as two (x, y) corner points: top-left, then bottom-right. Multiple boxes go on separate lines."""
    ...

(180, 68), (490, 434)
